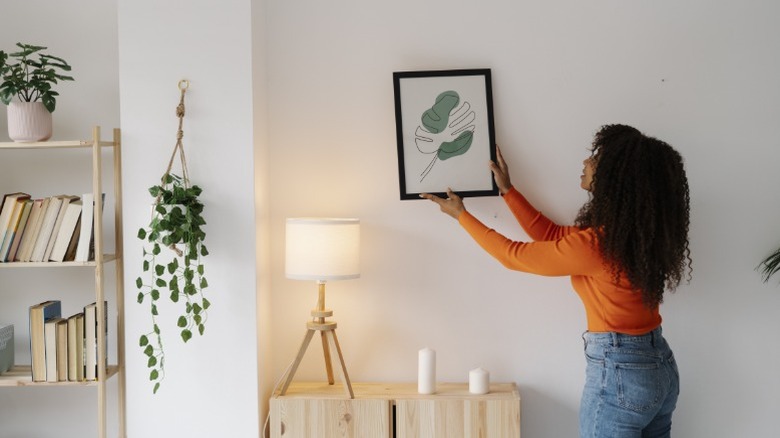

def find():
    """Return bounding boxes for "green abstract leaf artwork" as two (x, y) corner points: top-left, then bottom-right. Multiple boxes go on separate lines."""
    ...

(415, 90), (475, 182)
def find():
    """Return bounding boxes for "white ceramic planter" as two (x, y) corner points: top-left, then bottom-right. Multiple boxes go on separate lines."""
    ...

(7, 101), (53, 142)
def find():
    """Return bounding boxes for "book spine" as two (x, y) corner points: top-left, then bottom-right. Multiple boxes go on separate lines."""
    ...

(84, 303), (97, 381)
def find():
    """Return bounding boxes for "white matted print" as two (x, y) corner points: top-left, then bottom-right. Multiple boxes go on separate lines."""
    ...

(393, 69), (497, 200)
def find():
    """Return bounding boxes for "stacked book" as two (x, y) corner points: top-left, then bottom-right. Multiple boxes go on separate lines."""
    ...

(0, 192), (100, 263)
(28, 300), (107, 382)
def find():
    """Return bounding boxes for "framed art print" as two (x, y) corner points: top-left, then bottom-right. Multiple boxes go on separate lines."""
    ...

(393, 68), (497, 200)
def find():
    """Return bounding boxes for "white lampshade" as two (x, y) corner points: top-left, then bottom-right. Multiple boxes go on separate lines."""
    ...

(285, 218), (360, 281)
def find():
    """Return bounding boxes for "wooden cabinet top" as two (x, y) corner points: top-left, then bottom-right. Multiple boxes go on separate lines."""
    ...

(273, 382), (520, 401)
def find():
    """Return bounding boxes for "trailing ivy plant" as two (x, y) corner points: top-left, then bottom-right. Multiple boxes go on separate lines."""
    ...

(136, 173), (210, 393)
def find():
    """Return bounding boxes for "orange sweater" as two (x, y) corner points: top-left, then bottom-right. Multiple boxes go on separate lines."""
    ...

(459, 187), (661, 335)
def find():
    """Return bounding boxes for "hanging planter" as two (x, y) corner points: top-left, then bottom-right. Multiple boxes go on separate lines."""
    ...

(135, 80), (211, 393)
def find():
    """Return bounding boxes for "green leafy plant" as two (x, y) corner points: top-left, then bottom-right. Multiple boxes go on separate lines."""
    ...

(136, 173), (210, 393)
(0, 43), (74, 112)
(758, 247), (780, 283)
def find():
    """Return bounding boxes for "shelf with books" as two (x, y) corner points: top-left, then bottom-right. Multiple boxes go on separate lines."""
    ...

(0, 127), (126, 438)
(0, 190), (106, 264)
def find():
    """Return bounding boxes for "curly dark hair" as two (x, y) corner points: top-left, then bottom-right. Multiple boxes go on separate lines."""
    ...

(575, 124), (692, 308)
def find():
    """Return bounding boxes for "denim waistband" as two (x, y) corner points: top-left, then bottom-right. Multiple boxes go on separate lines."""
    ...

(582, 326), (663, 347)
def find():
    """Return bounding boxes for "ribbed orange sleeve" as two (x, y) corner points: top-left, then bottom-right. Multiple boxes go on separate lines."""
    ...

(458, 187), (661, 334)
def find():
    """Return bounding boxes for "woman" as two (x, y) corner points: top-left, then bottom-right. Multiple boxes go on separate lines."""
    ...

(421, 124), (690, 438)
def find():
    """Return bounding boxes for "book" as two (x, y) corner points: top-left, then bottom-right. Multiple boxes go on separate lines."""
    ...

(49, 198), (82, 262)
(15, 198), (42, 262)
(30, 196), (64, 262)
(6, 199), (33, 262)
(1, 198), (30, 261)
(44, 317), (64, 383)
(43, 195), (80, 261)
(19, 197), (48, 262)
(0, 200), (26, 260)
(84, 301), (107, 381)
(63, 215), (81, 262)
(0, 193), (15, 237)
(0, 193), (28, 247)
(67, 313), (85, 382)
(55, 318), (68, 381)
(29, 300), (62, 382)
(75, 193), (104, 263)
(75, 193), (95, 262)
(0, 192), (31, 257)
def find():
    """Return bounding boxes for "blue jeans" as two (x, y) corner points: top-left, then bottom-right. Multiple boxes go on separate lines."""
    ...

(580, 327), (680, 438)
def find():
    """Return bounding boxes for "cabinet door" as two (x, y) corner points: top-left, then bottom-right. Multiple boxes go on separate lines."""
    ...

(395, 398), (520, 438)
(271, 398), (391, 437)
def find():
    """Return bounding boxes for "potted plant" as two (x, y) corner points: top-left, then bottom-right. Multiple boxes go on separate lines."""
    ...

(136, 172), (210, 393)
(0, 43), (74, 142)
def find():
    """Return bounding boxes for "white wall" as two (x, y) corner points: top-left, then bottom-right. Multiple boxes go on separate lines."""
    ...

(252, 0), (275, 434)
(117, 0), (260, 437)
(266, 1), (780, 437)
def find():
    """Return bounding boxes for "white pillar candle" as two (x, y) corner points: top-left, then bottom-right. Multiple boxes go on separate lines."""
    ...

(418, 347), (436, 394)
(469, 367), (490, 395)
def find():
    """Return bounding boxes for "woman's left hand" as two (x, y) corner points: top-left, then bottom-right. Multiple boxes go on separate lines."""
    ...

(490, 145), (512, 195)
(420, 188), (465, 220)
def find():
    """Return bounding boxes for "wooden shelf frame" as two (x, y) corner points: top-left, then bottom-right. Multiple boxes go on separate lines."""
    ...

(0, 365), (120, 387)
(0, 140), (115, 149)
(0, 254), (117, 268)
(0, 127), (126, 438)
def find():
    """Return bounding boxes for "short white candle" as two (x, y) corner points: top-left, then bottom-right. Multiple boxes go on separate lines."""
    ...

(418, 347), (436, 394)
(469, 367), (489, 395)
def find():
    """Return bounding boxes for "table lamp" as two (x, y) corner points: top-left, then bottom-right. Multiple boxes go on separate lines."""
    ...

(279, 218), (360, 398)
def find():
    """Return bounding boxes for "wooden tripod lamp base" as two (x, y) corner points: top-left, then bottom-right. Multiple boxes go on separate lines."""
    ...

(279, 282), (354, 399)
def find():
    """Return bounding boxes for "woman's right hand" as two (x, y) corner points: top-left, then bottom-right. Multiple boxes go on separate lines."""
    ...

(490, 145), (512, 195)
(420, 188), (465, 220)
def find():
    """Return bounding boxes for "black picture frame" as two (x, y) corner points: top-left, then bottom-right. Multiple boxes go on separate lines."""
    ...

(393, 68), (497, 201)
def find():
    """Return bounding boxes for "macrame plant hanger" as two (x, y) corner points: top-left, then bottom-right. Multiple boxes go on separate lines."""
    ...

(156, 79), (192, 257)
(160, 79), (191, 193)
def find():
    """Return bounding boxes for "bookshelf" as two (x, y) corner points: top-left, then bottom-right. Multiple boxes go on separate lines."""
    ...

(0, 127), (126, 438)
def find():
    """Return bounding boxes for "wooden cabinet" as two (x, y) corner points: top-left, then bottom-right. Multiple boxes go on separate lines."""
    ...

(271, 382), (521, 437)
(0, 127), (126, 438)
